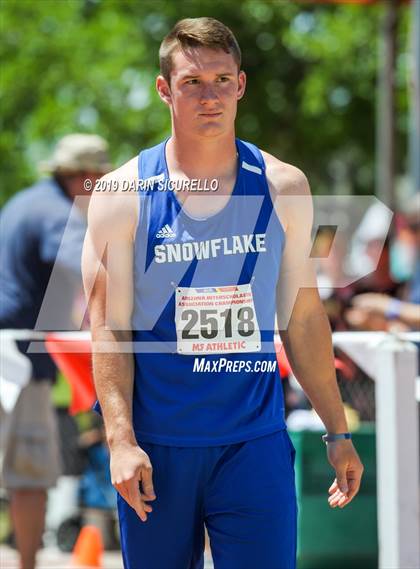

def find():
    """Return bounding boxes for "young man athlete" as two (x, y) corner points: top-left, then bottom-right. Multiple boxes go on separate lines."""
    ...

(83, 17), (363, 569)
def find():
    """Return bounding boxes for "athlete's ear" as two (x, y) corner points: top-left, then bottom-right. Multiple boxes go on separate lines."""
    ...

(156, 75), (172, 106)
(237, 70), (246, 101)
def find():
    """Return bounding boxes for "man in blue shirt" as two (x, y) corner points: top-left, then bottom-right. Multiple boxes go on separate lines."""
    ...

(0, 133), (111, 569)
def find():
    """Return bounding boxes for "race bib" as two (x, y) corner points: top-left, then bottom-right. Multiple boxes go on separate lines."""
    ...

(175, 283), (261, 355)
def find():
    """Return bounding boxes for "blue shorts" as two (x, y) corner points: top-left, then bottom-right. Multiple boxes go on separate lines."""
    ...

(118, 429), (297, 569)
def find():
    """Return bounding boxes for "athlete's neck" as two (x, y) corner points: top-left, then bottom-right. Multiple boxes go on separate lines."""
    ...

(165, 132), (237, 181)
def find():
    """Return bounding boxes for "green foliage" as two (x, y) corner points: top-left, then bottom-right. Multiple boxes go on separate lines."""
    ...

(0, 0), (410, 204)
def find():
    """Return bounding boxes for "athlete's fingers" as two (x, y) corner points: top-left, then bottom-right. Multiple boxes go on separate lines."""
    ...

(328, 489), (343, 507)
(343, 473), (361, 504)
(328, 489), (340, 502)
(335, 463), (363, 508)
(328, 479), (338, 494)
(115, 484), (130, 505)
(338, 492), (354, 508)
(121, 481), (153, 513)
(140, 464), (156, 500)
(338, 482), (360, 507)
(338, 494), (350, 507)
(126, 479), (147, 522)
(113, 477), (132, 505)
(142, 494), (156, 502)
(139, 483), (155, 505)
(328, 491), (342, 505)
(335, 466), (349, 495)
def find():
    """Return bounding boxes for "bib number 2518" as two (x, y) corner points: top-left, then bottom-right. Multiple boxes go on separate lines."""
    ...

(175, 284), (261, 355)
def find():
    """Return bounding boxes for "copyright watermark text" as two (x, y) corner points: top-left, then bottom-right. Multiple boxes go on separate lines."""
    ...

(84, 177), (219, 192)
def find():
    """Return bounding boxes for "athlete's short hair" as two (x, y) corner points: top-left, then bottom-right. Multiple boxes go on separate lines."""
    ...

(159, 17), (241, 84)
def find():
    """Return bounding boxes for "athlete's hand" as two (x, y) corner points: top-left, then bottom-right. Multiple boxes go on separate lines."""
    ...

(326, 440), (363, 508)
(110, 442), (156, 522)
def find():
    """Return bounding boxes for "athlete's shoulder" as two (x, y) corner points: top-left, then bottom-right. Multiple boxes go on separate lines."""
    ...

(260, 150), (310, 198)
(259, 150), (312, 233)
(88, 156), (139, 240)
(97, 156), (139, 190)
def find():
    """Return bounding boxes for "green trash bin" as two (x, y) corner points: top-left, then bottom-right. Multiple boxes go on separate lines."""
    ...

(290, 424), (378, 569)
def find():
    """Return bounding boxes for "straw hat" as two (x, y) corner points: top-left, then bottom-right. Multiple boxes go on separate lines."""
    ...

(40, 133), (112, 174)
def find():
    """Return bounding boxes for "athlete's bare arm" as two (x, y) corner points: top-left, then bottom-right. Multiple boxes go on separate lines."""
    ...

(82, 158), (156, 522)
(263, 151), (364, 509)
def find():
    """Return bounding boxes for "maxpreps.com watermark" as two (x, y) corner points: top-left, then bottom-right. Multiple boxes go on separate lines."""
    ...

(193, 357), (277, 373)
(84, 177), (219, 192)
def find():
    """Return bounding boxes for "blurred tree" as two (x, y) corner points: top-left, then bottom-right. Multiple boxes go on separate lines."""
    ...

(0, 0), (409, 205)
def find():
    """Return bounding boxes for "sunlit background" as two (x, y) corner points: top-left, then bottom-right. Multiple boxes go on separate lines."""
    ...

(0, 0), (413, 205)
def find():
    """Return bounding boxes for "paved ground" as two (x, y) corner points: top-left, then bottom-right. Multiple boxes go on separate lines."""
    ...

(0, 546), (123, 568)
(0, 546), (214, 568)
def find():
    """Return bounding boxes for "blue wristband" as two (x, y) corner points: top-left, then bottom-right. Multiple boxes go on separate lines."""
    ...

(322, 432), (352, 444)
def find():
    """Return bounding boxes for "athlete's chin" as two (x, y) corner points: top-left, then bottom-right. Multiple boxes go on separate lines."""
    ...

(195, 124), (229, 138)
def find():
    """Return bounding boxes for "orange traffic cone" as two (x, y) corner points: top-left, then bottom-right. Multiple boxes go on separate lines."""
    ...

(71, 525), (104, 567)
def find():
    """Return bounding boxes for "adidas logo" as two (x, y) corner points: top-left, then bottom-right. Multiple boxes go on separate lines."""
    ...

(156, 224), (176, 238)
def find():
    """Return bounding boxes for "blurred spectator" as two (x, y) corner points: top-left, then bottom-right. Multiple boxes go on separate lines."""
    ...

(0, 134), (110, 569)
(346, 201), (396, 292)
(348, 193), (420, 332)
(313, 227), (352, 331)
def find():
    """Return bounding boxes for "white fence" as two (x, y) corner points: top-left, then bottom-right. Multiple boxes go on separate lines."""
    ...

(333, 331), (420, 569)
